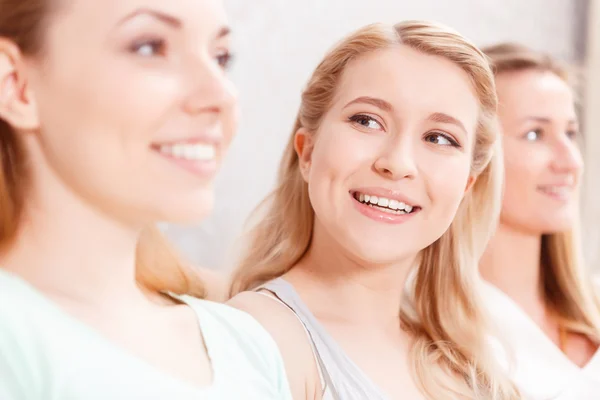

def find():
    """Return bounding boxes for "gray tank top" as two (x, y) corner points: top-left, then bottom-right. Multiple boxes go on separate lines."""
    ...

(260, 278), (389, 400)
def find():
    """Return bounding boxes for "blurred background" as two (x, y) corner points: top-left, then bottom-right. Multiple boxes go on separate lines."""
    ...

(163, 0), (600, 272)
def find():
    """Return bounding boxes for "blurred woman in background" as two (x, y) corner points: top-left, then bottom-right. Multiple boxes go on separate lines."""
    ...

(0, 0), (290, 399)
(480, 43), (600, 399)
(229, 20), (520, 400)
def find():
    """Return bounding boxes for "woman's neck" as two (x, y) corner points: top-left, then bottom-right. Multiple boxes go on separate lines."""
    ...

(287, 220), (416, 329)
(1, 173), (147, 311)
(480, 223), (545, 311)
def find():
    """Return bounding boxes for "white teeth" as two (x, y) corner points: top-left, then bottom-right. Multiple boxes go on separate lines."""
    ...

(160, 146), (172, 155)
(173, 145), (185, 158)
(158, 143), (216, 161)
(184, 146), (195, 159)
(540, 186), (571, 198)
(355, 192), (416, 214)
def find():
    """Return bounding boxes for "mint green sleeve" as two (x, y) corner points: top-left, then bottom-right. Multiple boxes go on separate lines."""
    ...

(0, 317), (40, 400)
(0, 293), (47, 400)
(180, 297), (294, 399)
(242, 311), (293, 400)
(273, 345), (293, 400)
(0, 356), (28, 400)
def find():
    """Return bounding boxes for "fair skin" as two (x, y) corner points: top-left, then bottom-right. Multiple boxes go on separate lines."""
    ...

(480, 69), (597, 367)
(199, 267), (229, 301)
(230, 45), (479, 399)
(0, 0), (235, 388)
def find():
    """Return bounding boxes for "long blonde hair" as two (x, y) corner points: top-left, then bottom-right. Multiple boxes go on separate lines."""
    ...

(230, 21), (519, 399)
(0, 0), (204, 298)
(484, 42), (600, 340)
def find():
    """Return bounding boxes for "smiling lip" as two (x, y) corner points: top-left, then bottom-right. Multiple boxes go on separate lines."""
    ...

(536, 184), (574, 202)
(351, 187), (420, 206)
(154, 133), (222, 146)
(350, 188), (421, 225)
(151, 136), (220, 178)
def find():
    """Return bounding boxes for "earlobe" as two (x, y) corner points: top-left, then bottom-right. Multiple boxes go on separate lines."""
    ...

(294, 127), (314, 181)
(465, 175), (476, 193)
(0, 39), (39, 131)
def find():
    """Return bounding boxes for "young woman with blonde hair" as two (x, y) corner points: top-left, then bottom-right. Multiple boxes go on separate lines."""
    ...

(229, 20), (520, 400)
(0, 0), (291, 398)
(480, 42), (600, 399)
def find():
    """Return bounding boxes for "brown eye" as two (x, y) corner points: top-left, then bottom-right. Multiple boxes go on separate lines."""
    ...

(424, 131), (460, 147)
(348, 114), (383, 130)
(524, 129), (541, 141)
(130, 38), (166, 57)
(216, 51), (233, 69)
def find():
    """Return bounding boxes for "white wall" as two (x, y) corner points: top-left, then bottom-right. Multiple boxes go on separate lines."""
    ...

(583, 0), (600, 268)
(164, 0), (588, 270)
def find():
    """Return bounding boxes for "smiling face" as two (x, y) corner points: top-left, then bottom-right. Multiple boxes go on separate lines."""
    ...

(16, 0), (237, 225)
(496, 69), (582, 234)
(296, 45), (479, 265)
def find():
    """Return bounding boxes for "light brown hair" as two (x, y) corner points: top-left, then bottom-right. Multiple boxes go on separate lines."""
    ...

(484, 42), (600, 340)
(231, 21), (519, 400)
(0, 0), (204, 297)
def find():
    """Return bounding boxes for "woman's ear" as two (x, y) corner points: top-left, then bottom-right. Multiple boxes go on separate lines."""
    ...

(294, 127), (315, 181)
(464, 175), (476, 193)
(0, 38), (39, 131)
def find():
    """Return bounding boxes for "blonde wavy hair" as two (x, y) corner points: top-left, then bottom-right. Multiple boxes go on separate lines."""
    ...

(230, 21), (519, 400)
(484, 42), (600, 341)
(0, 0), (204, 298)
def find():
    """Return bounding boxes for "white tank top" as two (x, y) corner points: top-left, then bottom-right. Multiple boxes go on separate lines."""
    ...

(0, 269), (292, 400)
(482, 282), (600, 400)
(260, 278), (390, 400)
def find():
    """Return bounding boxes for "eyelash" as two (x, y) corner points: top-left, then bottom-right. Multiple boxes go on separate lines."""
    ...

(525, 129), (579, 141)
(348, 114), (460, 147)
(424, 131), (461, 148)
(524, 129), (542, 141)
(348, 114), (384, 130)
(216, 51), (234, 70)
(130, 37), (167, 57)
(129, 38), (233, 71)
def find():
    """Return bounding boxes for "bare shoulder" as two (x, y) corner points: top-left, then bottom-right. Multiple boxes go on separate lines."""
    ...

(228, 291), (316, 358)
(228, 291), (322, 400)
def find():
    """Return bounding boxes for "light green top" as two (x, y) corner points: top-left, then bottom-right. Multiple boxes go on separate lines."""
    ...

(0, 269), (292, 400)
